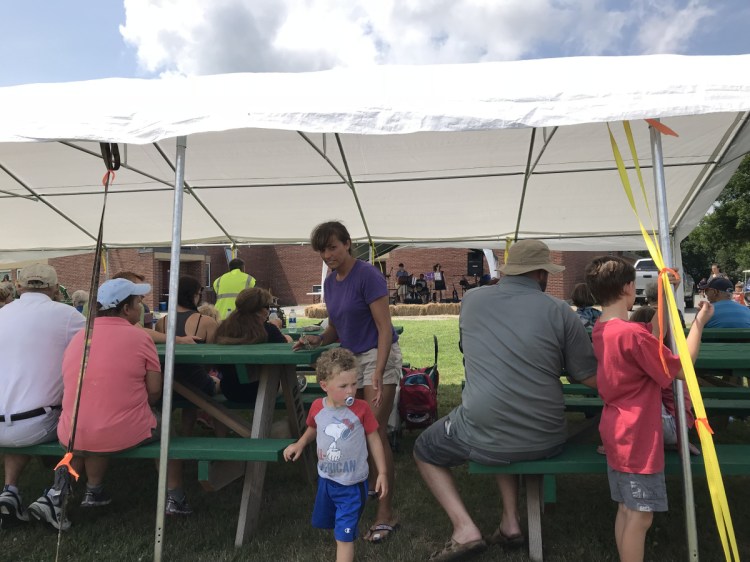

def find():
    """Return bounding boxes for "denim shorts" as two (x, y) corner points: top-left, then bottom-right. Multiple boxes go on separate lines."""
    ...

(607, 465), (668, 512)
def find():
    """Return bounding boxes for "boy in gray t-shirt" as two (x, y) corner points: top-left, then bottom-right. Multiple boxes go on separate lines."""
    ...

(284, 348), (388, 562)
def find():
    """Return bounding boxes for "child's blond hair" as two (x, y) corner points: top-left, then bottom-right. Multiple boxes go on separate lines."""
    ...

(315, 347), (357, 384)
(198, 302), (221, 322)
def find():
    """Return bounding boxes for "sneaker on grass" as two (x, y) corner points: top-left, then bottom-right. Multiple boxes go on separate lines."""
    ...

(80, 488), (112, 508)
(0, 486), (30, 525)
(165, 495), (193, 516)
(27, 492), (71, 531)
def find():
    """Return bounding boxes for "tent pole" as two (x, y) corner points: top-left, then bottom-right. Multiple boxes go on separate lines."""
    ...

(649, 122), (699, 561)
(154, 135), (187, 562)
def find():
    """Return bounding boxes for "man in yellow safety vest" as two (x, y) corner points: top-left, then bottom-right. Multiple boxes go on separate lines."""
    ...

(213, 258), (256, 319)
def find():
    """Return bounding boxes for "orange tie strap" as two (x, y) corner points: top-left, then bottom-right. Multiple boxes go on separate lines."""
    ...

(54, 452), (80, 481)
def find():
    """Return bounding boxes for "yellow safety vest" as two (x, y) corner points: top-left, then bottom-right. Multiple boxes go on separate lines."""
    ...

(213, 270), (256, 319)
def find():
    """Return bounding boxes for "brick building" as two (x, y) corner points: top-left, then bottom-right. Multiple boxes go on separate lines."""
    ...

(0, 246), (625, 310)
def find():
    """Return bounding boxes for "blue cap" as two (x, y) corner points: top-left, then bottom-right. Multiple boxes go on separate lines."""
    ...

(97, 278), (151, 310)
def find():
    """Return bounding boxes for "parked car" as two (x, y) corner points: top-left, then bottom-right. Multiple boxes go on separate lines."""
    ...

(634, 258), (658, 304)
(634, 258), (695, 307)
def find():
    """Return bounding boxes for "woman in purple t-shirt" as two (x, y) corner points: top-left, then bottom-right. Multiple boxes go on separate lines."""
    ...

(294, 220), (402, 543)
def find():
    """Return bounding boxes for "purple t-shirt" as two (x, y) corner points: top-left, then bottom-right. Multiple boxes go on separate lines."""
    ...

(324, 260), (398, 354)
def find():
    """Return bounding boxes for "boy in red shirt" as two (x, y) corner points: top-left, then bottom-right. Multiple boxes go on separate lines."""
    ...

(585, 256), (713, 562)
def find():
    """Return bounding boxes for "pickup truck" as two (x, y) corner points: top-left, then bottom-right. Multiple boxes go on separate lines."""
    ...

(634, 258), (695, 308)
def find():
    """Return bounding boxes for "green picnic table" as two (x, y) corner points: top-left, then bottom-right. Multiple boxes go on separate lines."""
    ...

(156, 342), (333, 546)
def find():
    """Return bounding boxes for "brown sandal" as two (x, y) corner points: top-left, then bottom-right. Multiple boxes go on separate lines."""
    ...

(428, 538), (487, 562)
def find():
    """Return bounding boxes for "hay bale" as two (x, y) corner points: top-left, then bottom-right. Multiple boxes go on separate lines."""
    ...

(389, 303), (461, 316)
(305, 303), (328, 318)
(303, 302), (460, 318)
(304, 304), (328, 318)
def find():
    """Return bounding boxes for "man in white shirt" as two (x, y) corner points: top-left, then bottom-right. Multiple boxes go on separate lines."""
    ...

(0, 264), (85, 530)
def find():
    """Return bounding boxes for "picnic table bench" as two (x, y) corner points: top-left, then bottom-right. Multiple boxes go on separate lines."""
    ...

(469, 443), (750, 561)
(563, 395), (750, 417)
(562, 383), (750, 399)
(0, 436), (294, 468)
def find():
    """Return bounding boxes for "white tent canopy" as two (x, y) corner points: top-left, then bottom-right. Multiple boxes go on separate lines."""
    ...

(1, 54), (749, 264)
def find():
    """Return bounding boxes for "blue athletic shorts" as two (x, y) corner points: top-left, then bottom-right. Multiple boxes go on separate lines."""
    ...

(311, 477), (367, 542)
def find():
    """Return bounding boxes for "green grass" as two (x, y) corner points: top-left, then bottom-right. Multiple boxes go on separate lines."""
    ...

(2, 316), (749, 561)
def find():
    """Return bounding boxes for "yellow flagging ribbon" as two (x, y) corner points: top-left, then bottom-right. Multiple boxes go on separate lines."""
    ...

(608, 121), (739, 562)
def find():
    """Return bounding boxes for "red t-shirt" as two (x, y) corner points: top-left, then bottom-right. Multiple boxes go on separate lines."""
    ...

(58, 317), (161, 452)
(592, 318), (681, 474)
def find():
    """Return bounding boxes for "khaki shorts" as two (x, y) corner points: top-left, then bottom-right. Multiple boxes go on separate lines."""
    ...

(0, 408), (60, 448)
(354, 342), (402, 389)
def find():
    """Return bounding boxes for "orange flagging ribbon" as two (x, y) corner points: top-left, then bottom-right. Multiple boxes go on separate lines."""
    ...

(101, 170), (116, 186)
(54, 452), (80, 481)
(695, 417), (715, 435)
(645, 119), (679, 137)
(656, 267), (681, 376)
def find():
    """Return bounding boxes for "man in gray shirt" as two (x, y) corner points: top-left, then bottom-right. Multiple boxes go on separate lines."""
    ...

(414, 240), (597, 561)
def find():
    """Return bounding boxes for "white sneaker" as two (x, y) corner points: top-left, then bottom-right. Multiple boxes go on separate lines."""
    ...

(27, 492), (71, 531)
(0, 487), (29, 525)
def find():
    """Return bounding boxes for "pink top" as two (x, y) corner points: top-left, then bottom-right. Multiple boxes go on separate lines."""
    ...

(592, 318), (681, 474)
(58, 317), (161, 453)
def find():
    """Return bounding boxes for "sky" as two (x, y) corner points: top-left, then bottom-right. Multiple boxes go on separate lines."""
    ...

(0, 0), (748, 87)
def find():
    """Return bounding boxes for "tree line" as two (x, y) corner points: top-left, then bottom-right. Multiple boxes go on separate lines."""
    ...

(682, 154), (750, 284)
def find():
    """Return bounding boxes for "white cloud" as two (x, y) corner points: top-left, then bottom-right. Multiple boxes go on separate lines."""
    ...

(634, 0), (715, 54)
(120, 0), (717, 76)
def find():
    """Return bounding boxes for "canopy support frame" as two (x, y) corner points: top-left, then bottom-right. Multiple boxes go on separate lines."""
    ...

(154, 136), (187, 562)
(297, 131), (376, 253)
(152, 142), (238, 246)
(512, 127), (558, 241)
(649, 121), (699, 561)
(0, 160), (99, 242)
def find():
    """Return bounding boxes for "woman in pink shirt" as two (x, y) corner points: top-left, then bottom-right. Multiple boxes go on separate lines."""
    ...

(57, 278), (190, 519)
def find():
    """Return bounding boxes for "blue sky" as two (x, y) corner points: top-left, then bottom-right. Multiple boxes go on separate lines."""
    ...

(1, 0), (748, 87)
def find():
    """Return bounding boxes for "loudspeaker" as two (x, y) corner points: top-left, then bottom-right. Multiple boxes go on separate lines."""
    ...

(467, 251), (484, 276)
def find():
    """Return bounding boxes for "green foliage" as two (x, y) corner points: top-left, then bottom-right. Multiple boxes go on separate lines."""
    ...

(682, 155), (750, 282)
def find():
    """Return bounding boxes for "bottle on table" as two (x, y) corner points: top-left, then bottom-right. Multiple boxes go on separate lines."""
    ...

(288, 309), (297, 333)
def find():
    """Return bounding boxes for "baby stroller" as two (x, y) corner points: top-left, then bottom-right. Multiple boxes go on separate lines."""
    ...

(387, 335), (439, 451)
